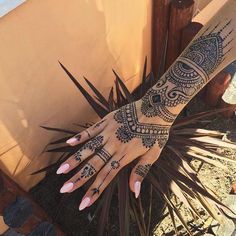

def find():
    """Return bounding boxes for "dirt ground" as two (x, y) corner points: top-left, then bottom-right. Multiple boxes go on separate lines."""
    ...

(30, 94), (236, 236)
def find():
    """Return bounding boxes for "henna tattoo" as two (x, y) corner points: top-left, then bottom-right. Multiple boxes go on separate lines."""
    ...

(84, 135), (104, 151)
(74, 134), (81, 141)
(114, 103), (169, 148)
(74, 135), (104, 162)
(141, 89), (177, 122)
(91, 155), (126, 196)
(141, 21), (233, 121)
(96, 148), (111, 163)
(111, 160), (120, 169)
(75, 163), (96, 182)
(74, 149), (82, 162)
(85, 130), (91, 138)
(135, 164), (151, 178)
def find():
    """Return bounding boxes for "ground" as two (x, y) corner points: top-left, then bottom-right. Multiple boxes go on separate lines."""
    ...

(30, 93), (236, 236)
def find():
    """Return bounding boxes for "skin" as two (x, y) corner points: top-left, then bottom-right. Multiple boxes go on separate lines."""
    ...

(56, 0), (236, 211)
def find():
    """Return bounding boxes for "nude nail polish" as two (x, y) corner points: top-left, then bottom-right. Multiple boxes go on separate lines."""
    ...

(79, 197), (91, 211)
(66, 137), (78, 145)
(56, 163), (70, 174)
(60, 182), (74, 193)
(134, 181), (141, 198)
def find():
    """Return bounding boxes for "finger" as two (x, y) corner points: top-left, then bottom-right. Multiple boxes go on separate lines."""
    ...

(78, 153), (127, 210)
(59, 144), (114, 193)
(56, 134), (107, 174)
(129, 146), (161, 198)
(66, 119), (107, 146)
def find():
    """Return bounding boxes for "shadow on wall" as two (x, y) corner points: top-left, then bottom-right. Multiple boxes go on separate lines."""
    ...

(0, 0), (151, 190)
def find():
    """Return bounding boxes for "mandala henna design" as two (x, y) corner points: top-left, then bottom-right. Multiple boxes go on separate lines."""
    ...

(135, 164), (151, 178)
(114, 103), (169, 148)
(96, 148), (111, 163)
(91, 155), (126, 196)
(111, 160), (120, 169)
(141, 21), (233, 121)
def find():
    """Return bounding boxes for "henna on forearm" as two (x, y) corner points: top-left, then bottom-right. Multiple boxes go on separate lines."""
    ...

(141, 16), (235, 124)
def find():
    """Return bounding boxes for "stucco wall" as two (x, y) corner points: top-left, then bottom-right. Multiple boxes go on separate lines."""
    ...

(0, 0), (151, 190)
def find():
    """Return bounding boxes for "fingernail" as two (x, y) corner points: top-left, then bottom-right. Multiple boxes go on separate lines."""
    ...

(79, 197), (91, 211)
(60, 182), (74, 193)
(66, 137), (78, 145)
(56, 163), (70, 174)
(134, 181), (141, 198)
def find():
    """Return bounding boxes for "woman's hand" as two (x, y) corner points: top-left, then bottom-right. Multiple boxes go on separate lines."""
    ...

(56, 100), (170, 210)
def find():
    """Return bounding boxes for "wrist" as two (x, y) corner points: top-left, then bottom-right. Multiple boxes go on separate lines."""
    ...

(135, 99), (173, 128)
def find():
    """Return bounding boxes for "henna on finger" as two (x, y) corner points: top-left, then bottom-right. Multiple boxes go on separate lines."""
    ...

(74, 134), (82, 141)
(84, 135), (104, 151)
(74, 135), (104, 163)
(75, 163), (97, 183)
(134, 164), (151, 178)
(96, 148), (112, 163)
(91, 155), (126, 196)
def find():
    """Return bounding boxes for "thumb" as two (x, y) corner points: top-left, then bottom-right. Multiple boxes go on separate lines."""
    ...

(129, 147), (161, 198)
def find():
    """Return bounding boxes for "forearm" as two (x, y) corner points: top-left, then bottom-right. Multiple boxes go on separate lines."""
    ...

(139, 0), (236, 125)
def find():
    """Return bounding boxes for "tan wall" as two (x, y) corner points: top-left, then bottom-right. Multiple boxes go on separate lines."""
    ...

(0, 0), (151, 191)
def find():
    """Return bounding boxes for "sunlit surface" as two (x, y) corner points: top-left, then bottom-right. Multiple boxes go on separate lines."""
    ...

(0, 0), (25, 17)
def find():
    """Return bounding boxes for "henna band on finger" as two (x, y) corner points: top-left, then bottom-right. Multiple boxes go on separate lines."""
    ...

(74, 135), (104, 162)
(85, 130), (91, 138)
(96, 148), (112, 163)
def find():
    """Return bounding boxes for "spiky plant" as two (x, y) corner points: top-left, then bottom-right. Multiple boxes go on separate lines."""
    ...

(32, 59), (236, 236)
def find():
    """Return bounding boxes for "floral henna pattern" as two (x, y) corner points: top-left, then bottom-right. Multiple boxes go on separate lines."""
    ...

(75, 163), (96, 182)
(114, 103), (170, 148)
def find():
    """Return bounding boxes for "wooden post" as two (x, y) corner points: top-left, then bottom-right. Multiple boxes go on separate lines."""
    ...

(165, 0), (194, 70)
(204, 72), (231, 107)
(151, 0), (171, 78)
(181, 22), (203, 51)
